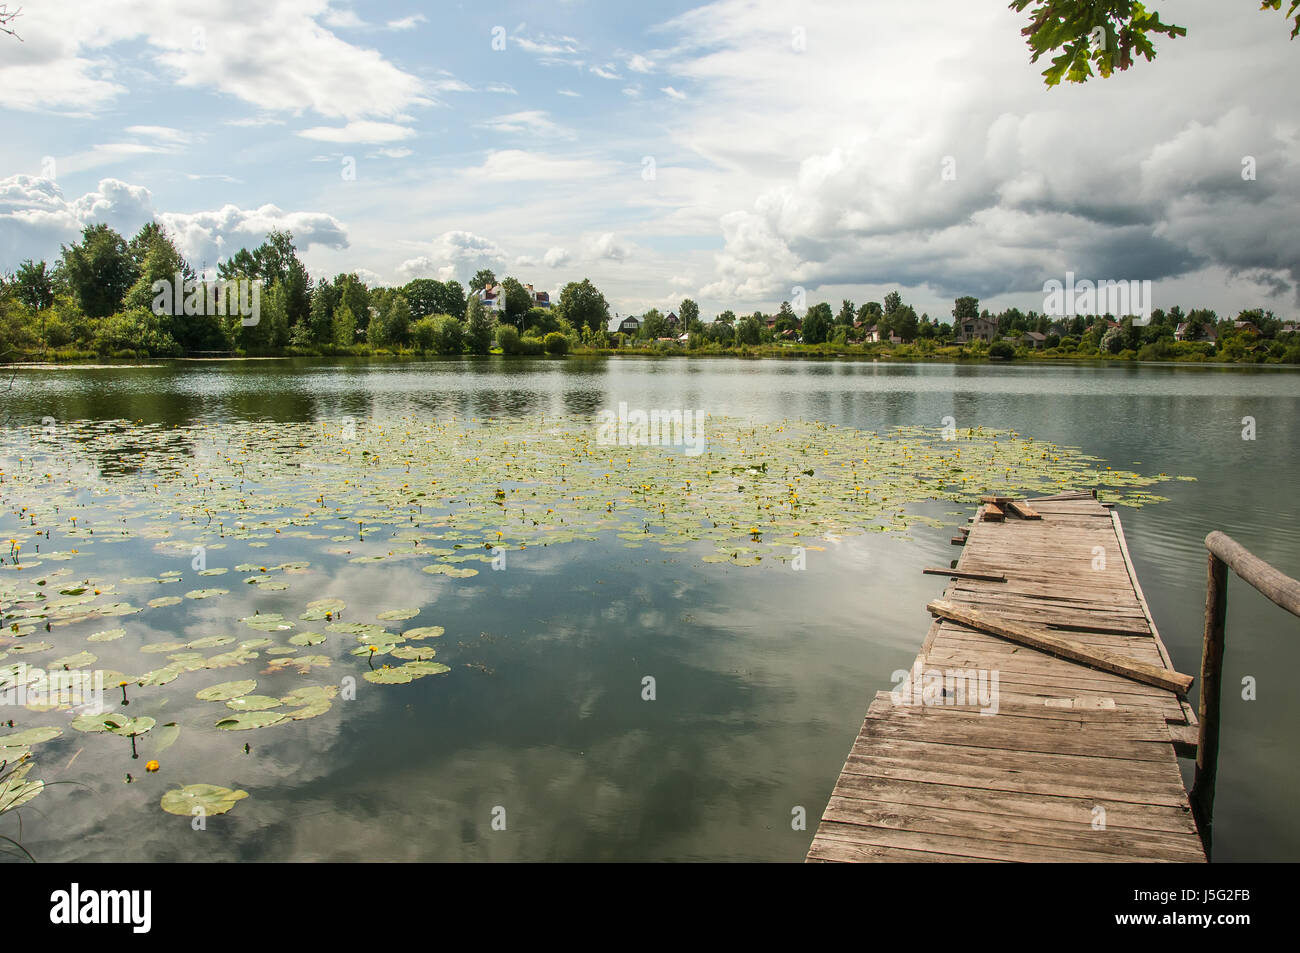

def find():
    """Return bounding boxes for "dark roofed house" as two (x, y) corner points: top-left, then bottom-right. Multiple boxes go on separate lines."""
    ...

(1021, 331), (1048, 349)
(618, 315), (641, 335)
(955, 316), (998, 344)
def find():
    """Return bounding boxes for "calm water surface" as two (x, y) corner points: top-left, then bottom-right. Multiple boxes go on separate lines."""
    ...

(3, 358), (1297, 861)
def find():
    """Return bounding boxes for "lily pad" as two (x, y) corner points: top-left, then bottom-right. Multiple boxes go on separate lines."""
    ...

(363, 667), (413, 685)
(215, 710), (286, 730)
(185, 588), (229, 600)
(224, 695), (281, 711)
(401, 626), (445, 640)
(196, 679), (257, 701)
(0, 726), (62, 748)
(160, 783), (249, 816)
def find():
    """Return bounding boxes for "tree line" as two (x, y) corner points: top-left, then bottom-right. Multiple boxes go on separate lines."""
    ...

(0, 224), (615, 359)
(2, 222), (1296, 364)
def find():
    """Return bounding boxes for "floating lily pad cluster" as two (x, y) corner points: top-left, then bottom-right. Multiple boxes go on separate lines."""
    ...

(0, 413), (1186, 819)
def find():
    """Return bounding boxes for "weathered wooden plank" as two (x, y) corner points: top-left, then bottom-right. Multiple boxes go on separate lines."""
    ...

(1007, 500), (1042, 520)
(808, 492), (1203, 863)
(927, 599), (1194, 694)
(829, 774), (1198, 834)
(922, 567), (1006, 582)
(823, 797), (1205, 860)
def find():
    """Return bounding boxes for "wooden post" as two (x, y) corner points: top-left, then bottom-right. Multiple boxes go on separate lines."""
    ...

(1191, 549), (1228, 859)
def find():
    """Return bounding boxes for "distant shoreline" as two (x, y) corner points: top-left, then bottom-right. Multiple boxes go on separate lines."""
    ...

(7, 351), (1298, 371)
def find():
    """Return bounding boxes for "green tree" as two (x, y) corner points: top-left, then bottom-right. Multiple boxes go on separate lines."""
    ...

(884, 291), (902, 316)
(438, 280), (467, 319)
(382, 294), (412, 347)
(857, 301), (883, 324)
(640, 308), (667, 339)
(14, 260), (54, 312)
(893, 304), (920, 342)
(309, 278), (339, 345)
(706, 320), (735, 346)
(402, 278), (443, 319)
(430, 315), (464, 355)
(774, 301), (798, 334)
(59, 224), (138, 318)
(465, 295), (495, 354)
(333, 302), (357, 347)
(333, 274), (370, 335)
(802, 304), (832, 343)
(556, 279), (610, 335)
(500, 277), (533, 329)
(1008, 1), (1300, 87)
(717, 309), (736, 325)
(953, 296), (980, 323)
(469, 269), (497, 293)
(735, 313), (762, 345)
(835, 299), (855, 326)
(679, 298), (701, 332)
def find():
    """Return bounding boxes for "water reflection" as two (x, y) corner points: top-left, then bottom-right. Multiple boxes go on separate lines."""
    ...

(3, 359), (1297, 861)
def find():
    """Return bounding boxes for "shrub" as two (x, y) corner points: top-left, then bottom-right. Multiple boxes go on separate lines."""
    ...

(411, 316), (438, 351)
(988, 340), (1015, 359)
(544, 331), (569, 355)
(497, 324), (521, 354)
(429, 314), (463, 355)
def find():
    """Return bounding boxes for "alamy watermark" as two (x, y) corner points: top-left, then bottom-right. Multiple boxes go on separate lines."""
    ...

(890, 660), (999, 715)
(1, 663), (106, 713)
(151, 274), (262, 326)
(1043, 271), (1152, 326)
(596, 402), (707, 456)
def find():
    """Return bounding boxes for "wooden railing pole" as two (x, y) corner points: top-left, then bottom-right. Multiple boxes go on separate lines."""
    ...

(1191, 549), (1228, 859)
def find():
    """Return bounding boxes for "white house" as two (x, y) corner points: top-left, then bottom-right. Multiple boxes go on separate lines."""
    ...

(474, 283), (551, 313)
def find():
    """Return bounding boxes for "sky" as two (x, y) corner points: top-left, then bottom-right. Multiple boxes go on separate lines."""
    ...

(1, 0), (1298, 321)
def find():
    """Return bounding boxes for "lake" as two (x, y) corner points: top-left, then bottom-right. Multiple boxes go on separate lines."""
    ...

(1, 357), (1297, 862)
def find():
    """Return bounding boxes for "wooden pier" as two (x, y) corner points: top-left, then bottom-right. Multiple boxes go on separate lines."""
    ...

(807, 491), (1207, 863)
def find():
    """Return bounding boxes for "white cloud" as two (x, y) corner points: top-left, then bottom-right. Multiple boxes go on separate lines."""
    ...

(461, 151), (613, 183)
(557, 89), (581, 98)
(626, 54), (655, 73)
(590, 64), (622, 80)
(660, 86), (687, 100)
(124, 125), (192, 145)
(0, 174), (348, 270)
(0, 0), (434, 120)
(543, 246), (573, 268)
(323, 7), (366, 29)
(475, 111), (574, 140)
(398, 231), (508, 284)
(485, 82), (518, 94)
(223, 116), (286, 127)
(387, 14), (427, 31)
(298, 121), (416, 144)
(584, 233), (632, 262)
(514, 31), (585, 62)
